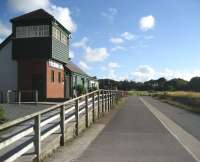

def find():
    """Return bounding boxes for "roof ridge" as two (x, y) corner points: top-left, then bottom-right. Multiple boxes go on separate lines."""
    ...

(0, 34), (13, 50)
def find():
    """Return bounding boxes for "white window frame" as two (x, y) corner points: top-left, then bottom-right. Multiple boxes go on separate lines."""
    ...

(16, 25), (49, 38)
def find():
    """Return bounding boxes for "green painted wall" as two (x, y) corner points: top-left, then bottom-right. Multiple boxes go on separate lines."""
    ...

(72, 73), (89, 90)
(51, 24), (69, 63)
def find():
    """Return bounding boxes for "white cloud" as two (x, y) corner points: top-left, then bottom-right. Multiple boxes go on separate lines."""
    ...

(110, 37), (124, 44)
(101, 8), (117, 21)
(8, 0), (50, 12)
(72, 37), (109, 62)
(0, 21), (11, 39)
(111, 46), (126, 52)
(139, 15), (155, 31)
(131, 65), (200, 82)
(110, 32), (136, 47)
(8, 0), (77, 32)
(158, 69), (200, 81)
(48, 5), (77, 32)
(121, 32), (136, 40)
(131, 65), (156, 82)
(69, 50), (75, 59)
(107, 69), (117, 80)
(85, 47), (109, 62)
(79, 61), (90, 71)
(102, 62), (121, 80)
(108, 62), (120, 69)
(72, 37), (88, 49)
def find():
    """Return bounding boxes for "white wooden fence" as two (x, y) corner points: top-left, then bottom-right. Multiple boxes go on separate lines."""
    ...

(0, 89), (126, 162)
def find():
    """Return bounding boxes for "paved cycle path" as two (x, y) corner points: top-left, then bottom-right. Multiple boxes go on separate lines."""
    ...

(76, 96), (196, 162)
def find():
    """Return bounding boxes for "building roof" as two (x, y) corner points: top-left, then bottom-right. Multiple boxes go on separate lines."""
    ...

(65, 61), (88, 76)
(10, 9), (71, 34)
(0, 34), (12, 50)
(10, 9), (53, 22)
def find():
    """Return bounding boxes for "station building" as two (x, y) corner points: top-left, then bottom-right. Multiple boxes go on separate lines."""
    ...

(0, 9), (98, 102)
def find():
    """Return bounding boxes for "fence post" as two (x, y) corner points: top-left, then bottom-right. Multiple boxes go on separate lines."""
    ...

(75, 99), (79, 136)
(34, 114), (41, 162)
(117, 91), (119, 101)
(7, 90), (10, 104)
(35, 90), (39, 104)
(18, 91), (21, 104)
(110, 90), (112, 108)
(97, 91), (100, 119)
(107, 91), (109, 112)
(60, 105), (65, 146)
(105, 91), (108, 112)
(112, 91), (114, 106)
(102, 90), (104, 115)
(92, 93), (95, 123)
(85, 95), (89, 128)
(108, 91), (110, 111)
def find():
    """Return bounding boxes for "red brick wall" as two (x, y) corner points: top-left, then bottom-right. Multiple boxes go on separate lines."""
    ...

(18, 59), (46, 100)
(18, 60), (46, 90)
(46, 62), (64, 99)
(18, 59), (65, 100)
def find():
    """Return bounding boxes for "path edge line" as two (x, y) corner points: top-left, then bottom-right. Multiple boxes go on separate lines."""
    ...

(140, 97), (200, 162)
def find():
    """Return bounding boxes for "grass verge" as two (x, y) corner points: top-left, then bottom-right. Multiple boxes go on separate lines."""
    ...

(113, 96), (127, 110)
(153, 91), (200, 114)
(0, 105), (7, 124)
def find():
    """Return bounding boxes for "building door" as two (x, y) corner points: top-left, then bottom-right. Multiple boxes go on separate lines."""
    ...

(64, 75), (70, 99)
(32, 74), (44, 101)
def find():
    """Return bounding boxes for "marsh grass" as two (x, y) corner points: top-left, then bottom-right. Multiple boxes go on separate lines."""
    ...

(153, 91), (200, 114)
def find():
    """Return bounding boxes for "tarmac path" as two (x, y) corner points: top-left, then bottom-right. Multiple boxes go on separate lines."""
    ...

(47, 96), (199, 162)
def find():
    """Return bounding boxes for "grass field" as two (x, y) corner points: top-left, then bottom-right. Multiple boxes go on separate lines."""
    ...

(153, 91), (200, 114)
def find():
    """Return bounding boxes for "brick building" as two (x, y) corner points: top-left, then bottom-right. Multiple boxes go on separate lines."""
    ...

(0, 9), (98, 102)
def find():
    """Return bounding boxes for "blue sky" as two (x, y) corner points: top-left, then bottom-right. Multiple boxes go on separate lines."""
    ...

(1, 0), (200, 82)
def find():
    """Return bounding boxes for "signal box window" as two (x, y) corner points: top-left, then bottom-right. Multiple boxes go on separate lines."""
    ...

(51, 70), (54, 83)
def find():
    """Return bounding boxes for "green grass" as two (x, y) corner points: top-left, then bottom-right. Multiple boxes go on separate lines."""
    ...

(153, 91), (200, 114)
(0, 105), (7, 124)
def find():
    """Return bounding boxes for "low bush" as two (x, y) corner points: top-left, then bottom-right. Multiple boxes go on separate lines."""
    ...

(0, 105), (7, 124)
(76, 85), (86, 96)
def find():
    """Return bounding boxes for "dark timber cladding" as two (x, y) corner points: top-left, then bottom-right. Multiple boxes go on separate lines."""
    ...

(11, 9), (70, 64)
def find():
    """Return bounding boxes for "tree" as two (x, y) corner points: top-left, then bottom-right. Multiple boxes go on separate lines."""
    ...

(165, 78), (188, 91)
(188, 77), (200, 91)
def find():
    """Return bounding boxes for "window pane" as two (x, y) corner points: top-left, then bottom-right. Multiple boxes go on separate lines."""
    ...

(58, 72), (62, 83)
(16, 25), (49, 38)
(51, 70), (54, 83)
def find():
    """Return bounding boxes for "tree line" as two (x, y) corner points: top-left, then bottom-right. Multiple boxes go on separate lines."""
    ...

(99, 77), (200, 91)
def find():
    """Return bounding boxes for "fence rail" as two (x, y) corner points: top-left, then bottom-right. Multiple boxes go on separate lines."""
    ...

(6, 90), (39, 104)
(0, 89), (126, 162)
